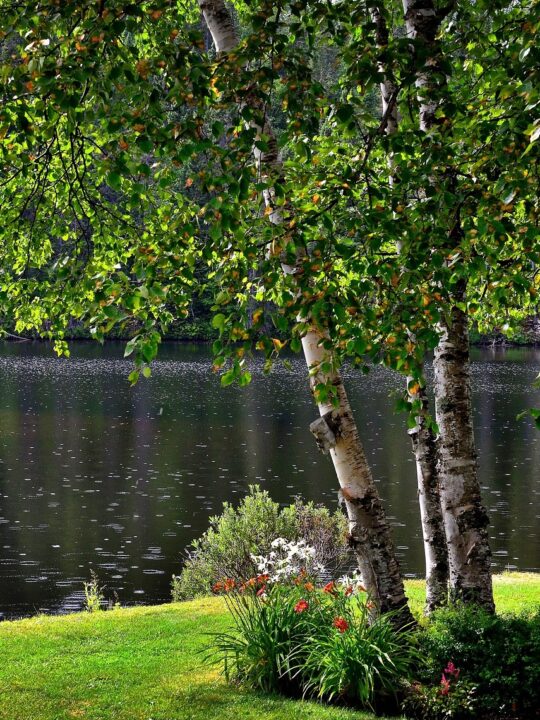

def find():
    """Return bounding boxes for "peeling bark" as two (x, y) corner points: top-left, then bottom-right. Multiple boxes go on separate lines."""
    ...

(434, 290), (494, 610)
(402, 0), (494, 610)
(372, 4), (448, 612)
(401, 0), (444, 132)
(408, 387), (449, 612)
(302, 329), (412, 622)
(199, 0), (413, 624)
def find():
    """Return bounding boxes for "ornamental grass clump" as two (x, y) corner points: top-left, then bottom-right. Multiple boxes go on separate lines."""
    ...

(210, 554), (417, 711)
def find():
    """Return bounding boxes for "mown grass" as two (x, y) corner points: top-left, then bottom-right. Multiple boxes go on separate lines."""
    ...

(0, 573), (538, 720)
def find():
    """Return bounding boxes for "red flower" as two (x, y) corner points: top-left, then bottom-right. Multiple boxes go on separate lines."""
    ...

(223, 578), (236, 592)
(212, 580), (224, 594)
(344, 585), (354, 597)
(294, 599), (309, 613)
(323, 581), (336, 594)
(256, 585), (266, 597)
(256, 574), (270, 585)
(333, 616), (349, 633)
(444, 661), (460, 679)
(440, 673), (450, 696)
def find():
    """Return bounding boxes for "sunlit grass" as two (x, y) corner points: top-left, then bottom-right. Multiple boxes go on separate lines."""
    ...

(0, 573), (537, 720)
(405, 572), (540, 617)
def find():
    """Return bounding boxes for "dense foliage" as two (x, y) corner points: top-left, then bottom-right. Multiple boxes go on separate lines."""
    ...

(408, 605), (540, 718)
(210, 580), (540, 718)
(171, 486), (349, 600)
(212, 577), (417, 712)
(0, 0), (538, 386)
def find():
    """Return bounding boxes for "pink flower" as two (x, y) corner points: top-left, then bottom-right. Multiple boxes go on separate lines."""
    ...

(440, 673), (450, 696)
(294, 599), (309, 613)
(444, 661), (460, 679)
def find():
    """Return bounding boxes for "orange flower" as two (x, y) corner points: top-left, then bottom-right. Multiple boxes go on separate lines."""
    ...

(304, 582), (315, 592)
(323, 581), (336, 594)
(212, 580), (224, 594)
(223, 578), (236, 592)
(344, 585), (354, 597)
(294, 599), (309, 613)
(256, 585), (267, 597)
(333, 616), (349, 633)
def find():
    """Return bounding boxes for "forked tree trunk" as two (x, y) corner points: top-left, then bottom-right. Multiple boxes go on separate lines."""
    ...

(402, 0), (494, 610)
(200, 0), (413, 623)
(371, 4), (448, 612)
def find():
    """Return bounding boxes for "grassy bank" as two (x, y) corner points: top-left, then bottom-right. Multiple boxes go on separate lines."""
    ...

(0, 573), (538, 720)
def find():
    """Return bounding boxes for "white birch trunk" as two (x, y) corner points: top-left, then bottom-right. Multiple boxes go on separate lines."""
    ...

(302, 330), (411, 619)
(402, 0), (494, 610)
(371, 4), (448, 612)
(408, 387), (449, 611)
(433, 288), (494, 609)
(200, 0), (413, 622)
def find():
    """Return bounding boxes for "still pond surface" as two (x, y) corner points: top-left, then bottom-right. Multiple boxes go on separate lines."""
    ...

(0, 342), (539, 618)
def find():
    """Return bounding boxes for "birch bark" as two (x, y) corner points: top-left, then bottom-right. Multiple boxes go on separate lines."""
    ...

(371, 5), (448, 613)
(199, 0), (413, 623)
(401, 0), (494, 610)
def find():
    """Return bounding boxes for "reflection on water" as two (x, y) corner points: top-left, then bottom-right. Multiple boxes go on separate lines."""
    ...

(0, 342), (539, 618)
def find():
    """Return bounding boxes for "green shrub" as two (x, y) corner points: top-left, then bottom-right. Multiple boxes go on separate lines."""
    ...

(83, 571), (105, 612)
(211, 577), (417, 711)
(409, 604), (540, 718)
(403, 676), (478, 720)
(172, 486), (349, 601)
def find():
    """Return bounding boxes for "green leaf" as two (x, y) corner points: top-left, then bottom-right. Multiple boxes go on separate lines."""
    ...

(221, 369), (236, 387)
(212, 313), (226, 332)
(107, 172), (122, 189)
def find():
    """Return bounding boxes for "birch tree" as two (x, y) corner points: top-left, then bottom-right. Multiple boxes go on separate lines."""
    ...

(371, 2), (448, 613)
(401, 0), (494, 610)
(199, 0), (413, 623)
(1, 0), (538, 619)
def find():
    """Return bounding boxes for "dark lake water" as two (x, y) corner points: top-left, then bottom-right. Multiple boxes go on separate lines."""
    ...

(0, 342), (539, 619)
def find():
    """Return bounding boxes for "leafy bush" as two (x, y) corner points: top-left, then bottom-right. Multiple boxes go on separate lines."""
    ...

(403, 675), (478, 720)
(172, 486), (349, 600)
(408, 604), (540, 718)
(211, 575), (417, 712)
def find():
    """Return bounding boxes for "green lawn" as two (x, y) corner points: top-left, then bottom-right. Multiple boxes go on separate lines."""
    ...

(0, 573), (538, 720)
